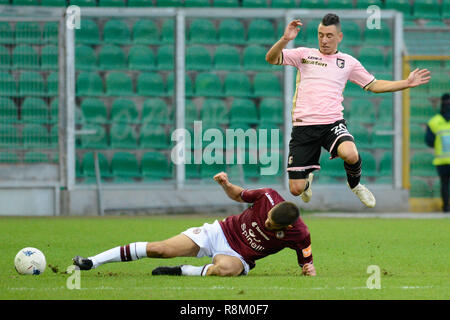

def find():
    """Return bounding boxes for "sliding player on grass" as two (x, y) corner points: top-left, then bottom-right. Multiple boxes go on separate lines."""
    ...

(266, 14), (431, 208)
(73, 172), (316, 277)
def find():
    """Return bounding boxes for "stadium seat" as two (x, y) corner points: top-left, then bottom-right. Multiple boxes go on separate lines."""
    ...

(98, 45), (127, 70)
(377, 98), (393, 125)
(0, 152), (19, 163)
(410, 152), (435, 177)
(24, 152), (48, 163)
(21, 98), (49, 124)
(348, 99), (376, 124)
(12, 45), (39, 69)
(105, 72), (134, 96)
(247, 19), (276, 45)
(75, 45), (98, 71)
(413, 0), (441, 20)
(156, 45), (173, 70)
(224, 73), (252, 97)
(0, 72), (16, 96)
(327, 0), (353, 8)
(166, 73), (194, 97)
(41, 45), (58, 70)
(242, 0), (268, 7)
(19, 71), (46, 97)
(429, 74), (448, 98)
(300, 0), (326, 8)
(111, 152), (140, 180)
(410, 178), (433, 197)
(111, 98), (139, 124)
(340, 21), (362, 46)
(161, 19), (174, 43)
(229, 98), (258, 126)
(259, 98), (283, 125)
(347, 123), (371, 149)
(103, 19), (130, 44)
(70, 0), (97, 6)
(128, 0), (153, 7)
(359, 151), (377, 177)
(75, 19), (100, 45)
(156, 0), (182, 6)
(201, 98), (229, 126)
(194, 72), (222, 97)
(385, 0), (414, 20)
(218, 19), (245, 45)
(253, 73), (282, 97)
(185, 0), (211, 6)
(140, 124), (170, 149)
(201, 152), (227, 179)
(43, 22), (58, 44)
(213, 45), (241, 71)
(363, 21), (392, 46)
(226, 122), (252, 151)
(0, 98), (18, 122)
(0, 124), (20, 149)
(186, 45), (212, 71)
(371, 124), (393, 149)
(185, 150), (201, 180)
(0, 22), (13, 45)
(132, 20), (160, 44)
(80, 98), (108, 124)
(141, 152), (172, 180)
(142, 98), (171, 125)
(257, 123), (284, 149)
(79, 124), (109, 149)
(128, 46), (155, 71)
(40, 0), (66, 5)
(98, 0), (126, 7)
(213, 0), (238, 7)
(0, 45), (10, 70)
(137, 72), (166, 97)
(319, 153), (344, 178)
(358, 46), (386, 72)
(50, 125), (58, 148)
(76, 72), (104, 96)
(356, 0), (383, 8)
(188, 19), (217, 44)
(271, 0), (296, 8)
(410, 124), (428, 149)
(184, 99), (198, 127)
(15, 22), (41, 44)
(243, 45), (273, 71)
(22, 124), (49, 148)
(379, 151), (392, 176)
(47, 72), (58, 96)
(110, 123), (138, 149)
(443, 0), (450, 19)
(410, 104), (436, 124)
(81, 152), (112, 178)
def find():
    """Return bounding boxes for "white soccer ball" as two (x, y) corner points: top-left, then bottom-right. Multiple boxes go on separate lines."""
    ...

(14, 247), (46, 275)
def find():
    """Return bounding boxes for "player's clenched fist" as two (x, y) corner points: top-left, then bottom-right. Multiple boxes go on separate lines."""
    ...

(214, 172), (229, 186)
(302, 263), (316, 276)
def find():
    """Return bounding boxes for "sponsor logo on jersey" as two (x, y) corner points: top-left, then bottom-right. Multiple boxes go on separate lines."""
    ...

(251, 221), (270, 240)
(241, 223), (265, 251)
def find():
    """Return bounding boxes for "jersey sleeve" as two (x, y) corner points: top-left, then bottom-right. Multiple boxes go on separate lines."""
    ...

(348, 58), (376, 90)
(291, 233), (313, 267)
(281, 47), (308, 68)
(240, 188), (272, 203)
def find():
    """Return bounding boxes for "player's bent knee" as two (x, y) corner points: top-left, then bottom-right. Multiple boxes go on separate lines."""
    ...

(208, 264), (242, 277)
(289, 181), (305, 196)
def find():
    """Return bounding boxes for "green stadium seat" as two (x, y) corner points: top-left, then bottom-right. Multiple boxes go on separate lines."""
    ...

(253, 73), (282, 97)
(224, 73), (252, 97)
(22, 124), (49, 148)
(140, 124), (170, 149)
(98, 45), (127, 70)
(371, 124), (393, 149)
(24, 152), (48, 163)
(111, 152), (140, 180)
(363, 21), (392, 46)
(70, 0), (97, 6)
(260, 98), (283, 125)
(213, 45), (241, 71)
(12, 45), (39, 70)
(319, 153), (344, 178)
(443, 0), (450, 19)
(0, 72), (16, 96)
(185, 150), (201, 180)
(213, 0), (238, 7)
(0, 45), (11, 70)
(185, 0), (211, 6)
(47, 72), (58, 96)
(356, 0), (383, 8)
(21, 98), (49, 124)
(128, 45), (155, 71)
(271, 0), (296, 8)
(41, 45), (58, 70)
(161, 19), (174, 43)
(201, 151), (226, 180)
(81, 152), (112, 178)
(76, 72), (104, 96)
(103, 19), (129, 44)
(188, 19), (217, 44)
(218, 19), (245, 45)
(43, 22), (58, 44)
(247, 19), (276, 45)
(359, 151), (377, 177)
(81, 98), (108, 124)
(194, 72), (222, 97)
(411, 152), (435, 177)
(229, 98), (258, 126)
(185, 99), (198, 126)
(142, 98), (171, 125)
(201, 98), (228, 126)
(110, 123), (138, 149)
(300, 0), (326, 8)
(410, 104), (436, 124)
(15, 22), (41, 44)
(40, 0), (66, 5)
(156, 0), (182, 6)
(379, 151), (392, 176)
(347, 123), (371, 149)
(79, 124), (109, 149)
(0, 152), (19, 163)
(304, 19), (321, 47)
(430, 74), (448, 98)
(0, 124), (20, 148)
(0, 22), (13, 45)
(243, 45), (272, 71)
(156, 45), (173, 70)
(132, 20), (160, 44)
(242, 0), (268, 7)
(128, 0), (153, 6)
(0, 98), (17, 122)
(19, 71), (46, 97)
(348, 99), (376, 124)
(50, 125), (58, 148)
(106, 72), (134, 96)
(226, 122), (252, 151)
(137, 72), (166, 97)
(327, 0), (353, 8)
(410, 178), (433, 197)
(358, 46), (386, 72)
(410, 124), (428, 149)
(166, 73), (194, 97)
(378, 98), (393, 125)
(76, 45), (98, 71)
(98, 0), (126, 7)
(75, 19), (100, 45)
(141, 152), (172, 181)
(111, 98), (139, 124)
(413, 0), (441, 20)
(341, 21), (362, 46)
(186, 45), (212, 71)
(385, 0), (414, 20)
(50, 98), (58, 124)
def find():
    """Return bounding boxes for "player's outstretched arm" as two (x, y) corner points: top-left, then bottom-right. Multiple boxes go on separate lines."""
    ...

(266, 19), (302, 65)
(367, 68), (431, 93)
(214, 172), (245, 203)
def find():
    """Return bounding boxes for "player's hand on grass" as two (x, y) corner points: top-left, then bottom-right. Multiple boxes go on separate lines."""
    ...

(407, 68), (431, 88)
(302, 263), (316, 276)
(283, 20), (303, 41)
(214, 172), (230, 187)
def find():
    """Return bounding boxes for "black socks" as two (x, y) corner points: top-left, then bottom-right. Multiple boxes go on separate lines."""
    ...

(344, 155), (362, 189)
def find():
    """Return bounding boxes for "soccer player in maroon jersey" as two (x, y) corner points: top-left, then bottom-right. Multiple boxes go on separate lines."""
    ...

(73, 172), (316, 277)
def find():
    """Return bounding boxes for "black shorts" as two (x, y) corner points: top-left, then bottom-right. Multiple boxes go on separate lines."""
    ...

(287, 119), (355, 179)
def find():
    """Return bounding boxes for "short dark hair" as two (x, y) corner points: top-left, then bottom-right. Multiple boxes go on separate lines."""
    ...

(321, 13), (341, 29)
(271, 202), (300, 226)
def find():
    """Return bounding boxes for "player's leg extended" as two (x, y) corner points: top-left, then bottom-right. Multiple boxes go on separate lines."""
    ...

(337, 141), (376, 207)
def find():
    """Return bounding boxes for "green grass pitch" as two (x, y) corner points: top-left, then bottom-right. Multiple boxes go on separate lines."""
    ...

(1, 215), (449, 300)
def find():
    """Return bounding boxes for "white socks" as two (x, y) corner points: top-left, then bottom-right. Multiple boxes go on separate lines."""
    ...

(181, 264), (213, 276)
(89, 242), (148, 268)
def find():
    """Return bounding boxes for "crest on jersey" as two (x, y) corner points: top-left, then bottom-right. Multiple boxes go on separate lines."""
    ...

(288, 156), (293, 165)
(336, 58), (345, 69)
(276, 231), (285, 239)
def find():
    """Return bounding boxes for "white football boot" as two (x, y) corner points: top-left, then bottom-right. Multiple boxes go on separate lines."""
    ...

(300, 173), (314, 203)
(349, 183), (376, 208)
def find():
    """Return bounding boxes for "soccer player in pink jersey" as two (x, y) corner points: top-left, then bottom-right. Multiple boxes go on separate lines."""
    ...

(73, 172), (316, 277)
(266, 14), (431, 207)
